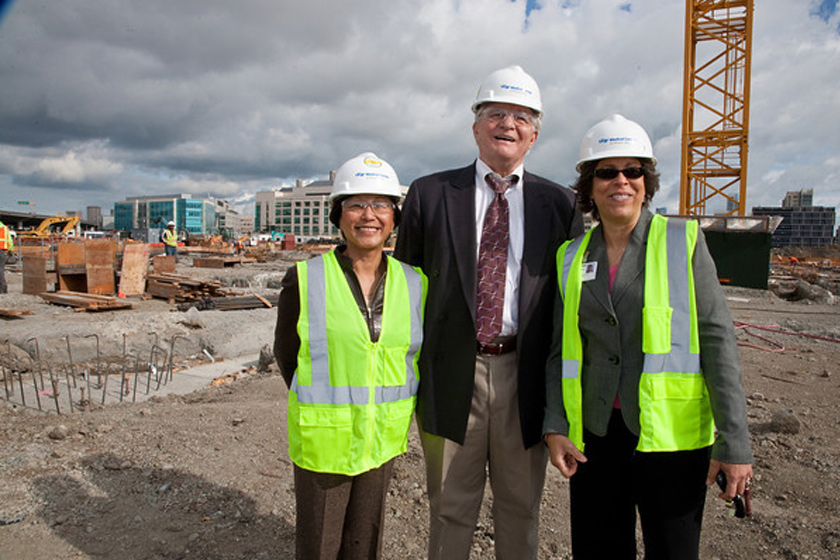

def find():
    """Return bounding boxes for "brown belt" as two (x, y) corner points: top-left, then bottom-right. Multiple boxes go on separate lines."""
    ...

(477, 338), (517, 355)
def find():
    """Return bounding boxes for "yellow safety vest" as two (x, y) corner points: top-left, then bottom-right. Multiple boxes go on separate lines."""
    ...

(162, 229), (178, 247)
(0, 223), (12, 251)
(556, 215), (715, 452)
(289, 250), (427, 475)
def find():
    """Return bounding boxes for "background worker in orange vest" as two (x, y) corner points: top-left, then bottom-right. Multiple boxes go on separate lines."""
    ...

(0, 220), (14, 293)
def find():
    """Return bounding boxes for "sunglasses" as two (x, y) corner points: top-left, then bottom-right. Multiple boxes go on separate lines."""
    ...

(593, 167), (645, 180)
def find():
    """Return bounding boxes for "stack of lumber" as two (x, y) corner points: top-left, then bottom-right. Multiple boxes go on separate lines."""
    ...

(176, 293), (278, 312)
(146, 273), (238, 302)
(39, 291), (134, 312)
(193, 256), (256, 268)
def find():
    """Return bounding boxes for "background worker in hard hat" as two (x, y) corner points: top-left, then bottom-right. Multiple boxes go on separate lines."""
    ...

(0, 219), (13, 293)
(162, 221), (178, 257)
(395, 66), (582, 559)
(274, 152), (426, 559)
(543, 114), (753, 559)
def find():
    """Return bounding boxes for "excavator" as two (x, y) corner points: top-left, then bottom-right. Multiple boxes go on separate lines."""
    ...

(16, 215), (80, 239)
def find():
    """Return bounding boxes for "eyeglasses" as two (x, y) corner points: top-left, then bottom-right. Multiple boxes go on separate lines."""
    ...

(593, 167), (645, 180)
(341, 199), (394, 215)
(481, 107), (535, 127)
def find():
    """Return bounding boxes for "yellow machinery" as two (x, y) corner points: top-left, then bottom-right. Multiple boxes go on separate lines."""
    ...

(16, 215), (80, 238)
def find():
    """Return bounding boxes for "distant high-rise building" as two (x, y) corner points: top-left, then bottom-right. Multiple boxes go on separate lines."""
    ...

(782, 188), (813, 208)
(87, 206), (103, 228)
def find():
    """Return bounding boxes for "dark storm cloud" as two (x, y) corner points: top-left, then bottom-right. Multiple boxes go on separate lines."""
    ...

(0, 0), (837, 216)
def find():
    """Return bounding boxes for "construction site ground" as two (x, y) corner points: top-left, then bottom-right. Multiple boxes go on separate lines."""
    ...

(1, 247), (840, 559)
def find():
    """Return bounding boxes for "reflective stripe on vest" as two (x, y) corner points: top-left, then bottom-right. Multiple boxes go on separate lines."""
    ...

(289, 250), (426, 475)
(557, 215), (714, 453)
(556, 230), (595, 452)
(0, 225), (10, 251)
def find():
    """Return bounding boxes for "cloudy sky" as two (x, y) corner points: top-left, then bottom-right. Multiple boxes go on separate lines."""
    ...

(0, 0), (838, 224)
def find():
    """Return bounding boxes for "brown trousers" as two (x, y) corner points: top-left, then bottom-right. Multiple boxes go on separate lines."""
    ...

(293, 459), (394, 560)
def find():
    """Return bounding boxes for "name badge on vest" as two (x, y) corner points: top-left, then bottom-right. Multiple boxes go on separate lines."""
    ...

(581, 261), (598, 282)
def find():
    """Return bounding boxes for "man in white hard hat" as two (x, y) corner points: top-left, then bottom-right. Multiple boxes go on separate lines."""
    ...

(162, 221), (178, 257)
(395, 66), (583, 559)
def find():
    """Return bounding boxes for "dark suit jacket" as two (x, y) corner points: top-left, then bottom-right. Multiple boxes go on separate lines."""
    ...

(543, 209), (753, 464)
(395, 162), (583, 449)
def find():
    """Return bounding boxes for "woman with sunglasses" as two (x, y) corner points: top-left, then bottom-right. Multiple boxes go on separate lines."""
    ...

(543, 115), (753, 559)
(274, 152), (426, 559)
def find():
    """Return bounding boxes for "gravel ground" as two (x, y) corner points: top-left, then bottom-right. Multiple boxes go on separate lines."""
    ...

(1, 254), (839, 559)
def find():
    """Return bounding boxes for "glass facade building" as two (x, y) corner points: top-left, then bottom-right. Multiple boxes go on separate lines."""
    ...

(113, 195), (216, 235)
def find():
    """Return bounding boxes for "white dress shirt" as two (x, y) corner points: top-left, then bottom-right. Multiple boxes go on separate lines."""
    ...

(474, 158), (524, 337)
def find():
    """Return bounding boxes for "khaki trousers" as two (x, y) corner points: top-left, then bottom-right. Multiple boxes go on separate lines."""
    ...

(420, 351), (547, 560)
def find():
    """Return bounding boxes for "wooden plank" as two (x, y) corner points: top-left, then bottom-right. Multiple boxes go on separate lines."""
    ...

(153, 255), (176, 274)
(85, 240), (116, 295)
(119, 243), (150, 296)
(193, 257), (257, 268)
(193, 257), (226, 269)
(40, 291), (133, 311)
(22, 256), (48, 295)
(56, 241), (85, 267)
(146, 280), (183, 300)
(57, 242), (86, 292)
(0, 307), (33, 318)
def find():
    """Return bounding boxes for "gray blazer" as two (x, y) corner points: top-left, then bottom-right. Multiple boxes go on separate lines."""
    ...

(543, 209), (753, 464)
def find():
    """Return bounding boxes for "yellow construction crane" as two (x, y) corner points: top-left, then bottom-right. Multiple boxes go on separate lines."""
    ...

(680, 0), (754, 217)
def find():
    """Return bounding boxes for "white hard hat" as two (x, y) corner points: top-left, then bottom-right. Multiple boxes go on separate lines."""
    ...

(167, 221), (175, 227)
(330, 152), (401, 201)
(472, 65), (542, 116)
(577, 114), (656, 171)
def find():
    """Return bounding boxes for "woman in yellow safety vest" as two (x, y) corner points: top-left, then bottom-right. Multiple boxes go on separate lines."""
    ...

(543, 115), (753, 559)
(274, 152), (426, 560)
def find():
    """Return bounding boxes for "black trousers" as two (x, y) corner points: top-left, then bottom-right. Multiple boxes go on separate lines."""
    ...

(569, 410), (711, 560)
(0, 250), (8, 293)
(294, 459), (394, 560)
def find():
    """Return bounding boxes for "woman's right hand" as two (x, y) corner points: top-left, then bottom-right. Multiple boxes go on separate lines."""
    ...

(545, 433), (588, 478)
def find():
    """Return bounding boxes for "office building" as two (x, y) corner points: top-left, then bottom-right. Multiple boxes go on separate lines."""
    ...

(114, 194), (216, 235)
(752, 188), (836, 247)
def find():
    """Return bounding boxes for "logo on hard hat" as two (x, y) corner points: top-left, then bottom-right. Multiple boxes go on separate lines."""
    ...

(598, 136), (635, 145)
(363, 158), (383, 167)
(500, 83), (534, 96)
(354, 172), (391, 180)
